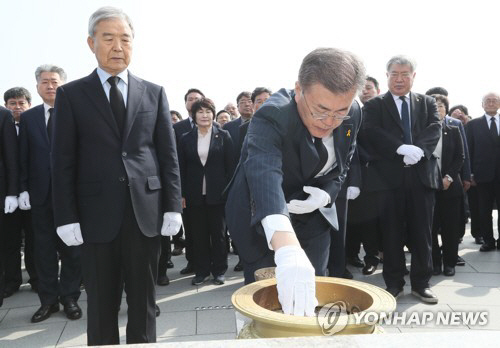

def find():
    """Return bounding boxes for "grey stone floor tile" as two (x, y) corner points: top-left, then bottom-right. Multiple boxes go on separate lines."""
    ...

(431, 285), (500, 305)
(431, 272), (500, 287)
(0, 309), (8, 323)
(196, 308), (236, 335)
(398, 327), (470, 333)
(157, 332), (236, 342)
(196, 277), (244, 293)
(460, 250), (500, 262)
(157, 310), (196, 337)
(0, 321), (65, 348)
(0, 289), (43, 309)
(56, 319), (87, 347)
(381, 327), (402, 333)
(0, 305), (68, 329)
(467, 261), (500, 273)
(448, 304), (500, 330)
(157, 290), (234, 313)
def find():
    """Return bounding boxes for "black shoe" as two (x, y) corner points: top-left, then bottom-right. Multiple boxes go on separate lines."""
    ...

(157, 275), (170, 286)
(456, 256), (465, 266)
(341, 268), (353, 279)
(474, 237), (484, 245)
(386, 287), (403, 299)
(31, 304), (60, 323)
(191, 275), (209, 285)
(180, 262), (195, 275)
(171, 247), (184, 256)
(432, 264), (442, 276)
(155, 304), (160, 317)
(166, 260), (174, 269)
(480, 243), (496, 252)
(233, 261), (244, 272)
(411, 288), (438, 304)
(443, 266), (455, 276)
(362, 264), (377, 275)
(30, 283), (39, 293)
(63, 300), (82, 320)
(213, 275), (226, 285)
(347, 256), (364, 268)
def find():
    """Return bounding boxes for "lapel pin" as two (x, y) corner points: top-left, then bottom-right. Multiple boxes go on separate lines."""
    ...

(346, 129), (351, 137)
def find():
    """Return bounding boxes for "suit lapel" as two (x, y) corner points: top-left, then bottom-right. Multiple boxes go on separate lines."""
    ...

(34, 105), (49, 146)
(123, 72), (145, 142)
(82, 70), (120, 139)
(206, 126), (218, 164)
(383, 92), (403, 132)
(410, 92), (421, 129)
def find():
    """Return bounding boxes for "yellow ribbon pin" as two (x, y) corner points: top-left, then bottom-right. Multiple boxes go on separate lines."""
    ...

(347, 130), (351, 137)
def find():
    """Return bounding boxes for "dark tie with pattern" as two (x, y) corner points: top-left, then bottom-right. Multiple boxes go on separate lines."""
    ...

(400, 96), (412, 144)
(47, 108), (54, 141)
(107, 76), (126, 135)
(314, 137), (328, 175)
(490, 117), (498, 138)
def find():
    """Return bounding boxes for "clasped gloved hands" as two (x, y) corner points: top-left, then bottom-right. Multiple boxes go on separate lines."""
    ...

(4, 196), (18, 213)
(18, 191), (31, 210)
(57, 223), (83, 246)
(396, 144), (424, 165)
(274, 245), (318, 316)
(287, 186), (330, 214)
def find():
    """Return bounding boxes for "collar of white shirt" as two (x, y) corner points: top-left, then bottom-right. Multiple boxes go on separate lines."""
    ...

(96, 67), (128, 86)
(391, 92), (410, 103)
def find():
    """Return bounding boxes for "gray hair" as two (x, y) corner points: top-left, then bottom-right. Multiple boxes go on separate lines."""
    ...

(386, 55), (417, 73)
(298, 48), (366, 94)
(35, 64), (67, 83)
(88, 6), (134, 38)
(482, 92), (500, 102)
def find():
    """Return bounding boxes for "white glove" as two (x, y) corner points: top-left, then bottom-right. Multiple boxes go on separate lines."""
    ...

(396, 144), (424, 163)
(346, 186), (360, 200)
(56, 223), (83, 246)
(275, 245), (318, 316)
(4, 196), (18, 214)
(403, 155), (419, 166)
(161, 212), (182, 236)
(287, 186), (330, 214)
(18, 191), (31, 210)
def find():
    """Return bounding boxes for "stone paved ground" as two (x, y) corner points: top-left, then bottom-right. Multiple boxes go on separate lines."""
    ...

(1, 219), (499, 347)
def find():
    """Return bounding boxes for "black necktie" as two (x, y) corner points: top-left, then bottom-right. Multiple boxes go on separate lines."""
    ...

(490, 117), (498, 138)
(313, 137), (328, 175)
(108, 76), (126, 135)
(400, 96), (412, 144)
(47, 108), (54, 141)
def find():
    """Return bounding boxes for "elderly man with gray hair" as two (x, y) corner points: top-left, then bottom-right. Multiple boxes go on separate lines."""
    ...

(362, 55), (441, 304)
(17, 64), (83, 324)
(50, 7), (182, 345)
(225, 47), (365, 316)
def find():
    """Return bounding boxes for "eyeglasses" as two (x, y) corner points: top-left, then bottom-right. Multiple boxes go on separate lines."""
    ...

(301, 91), (350, 121)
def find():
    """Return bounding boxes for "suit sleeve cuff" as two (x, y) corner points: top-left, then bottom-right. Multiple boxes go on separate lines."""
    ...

(261, 214), (294, 250)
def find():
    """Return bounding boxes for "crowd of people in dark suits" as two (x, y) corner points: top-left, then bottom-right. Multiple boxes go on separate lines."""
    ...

(0, 5), (499, 346)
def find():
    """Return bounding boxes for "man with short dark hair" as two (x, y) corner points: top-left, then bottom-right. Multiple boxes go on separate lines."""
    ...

(19, 64), (83, 323)
(51, 7), (182, 345)
(359, 76), (380, 105)
(363, 55), (441, 303)
(226, 48), (365, 316)
(2, 87), (37, 298)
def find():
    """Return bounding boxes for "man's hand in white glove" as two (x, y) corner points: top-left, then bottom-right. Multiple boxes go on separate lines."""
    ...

(287, 186), (330, 214)
(403, 155), (419, 166)
(161, 212), (182, 236)
(18, 191), (31, 210)
(274, 245), (318, 316)
(396, 144), (424, 163)
(4, 196), (18, 214)
(57, 223), (83, 246)
(346, 186), (360, 200)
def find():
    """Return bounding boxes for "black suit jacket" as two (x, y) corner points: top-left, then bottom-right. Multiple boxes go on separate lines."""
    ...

(225, 88), (361, 263)
(51, 69), (182, 243)
(19, 105), (52, 205)
(178, 125), (235, 206)
(465, 115), (500, 183)
(173, 117), (193, 145)
(438, 123), (464, 197)
(0, 106), (19, 205)
(362, 92), (441, 191)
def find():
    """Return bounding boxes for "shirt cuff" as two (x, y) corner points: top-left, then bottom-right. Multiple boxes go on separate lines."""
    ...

(261, 214), (294, 250)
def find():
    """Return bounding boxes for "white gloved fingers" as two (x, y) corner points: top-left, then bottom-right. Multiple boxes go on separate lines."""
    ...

(302, 186), (321, 195)
(277, 280), (294, 315)
(74, 224), (83, 244)
(57, 223), (83, 246)
(18, 191), (31, 210)
(4, 196), (18, 214)
(304, 282), (318, 317)
(287, 199), (315, 214)
(293, 283), (306, 316)
(346, 187), (360, 200)
(161, 212), (183, 236)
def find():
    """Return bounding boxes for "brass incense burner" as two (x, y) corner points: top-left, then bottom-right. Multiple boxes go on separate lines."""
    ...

(232, 271), (396, 338)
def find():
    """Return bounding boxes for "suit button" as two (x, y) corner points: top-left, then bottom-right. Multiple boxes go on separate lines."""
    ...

(119, 176), (126, 182)
(122, 152), (127, 157)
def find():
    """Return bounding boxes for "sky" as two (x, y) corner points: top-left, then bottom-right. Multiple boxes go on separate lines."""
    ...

(1, 0), (499, 118)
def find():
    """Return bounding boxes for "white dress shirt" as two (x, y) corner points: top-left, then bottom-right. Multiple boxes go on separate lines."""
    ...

(392, 92), (411, 120)
(96, 67), (128, 106)
(486, 113), (500, 135)
(197, 126), (212, 195)
(43, 103), (52, 125)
